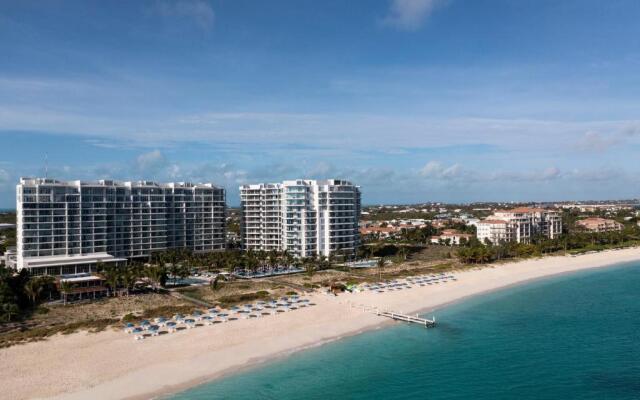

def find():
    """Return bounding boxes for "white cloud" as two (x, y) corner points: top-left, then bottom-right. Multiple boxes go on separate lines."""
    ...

(135, 150), (167, 173)
(574, 131), (618, 152)
(383, 0), (445, 31)
(154, 0), (215, 31)
(419, 161), (464, 179)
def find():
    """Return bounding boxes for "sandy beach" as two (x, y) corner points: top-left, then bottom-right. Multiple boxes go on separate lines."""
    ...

(2, 247), (640, 400)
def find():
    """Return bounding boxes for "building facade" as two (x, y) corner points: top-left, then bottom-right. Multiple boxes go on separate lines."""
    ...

(476, 219), (514, 244)
(240, 179), (361, 258)
(430, 229), (474, 245)
(16, 178), (226, 275)
(477, 207), (562, 244)
(576, 217), (623, 233)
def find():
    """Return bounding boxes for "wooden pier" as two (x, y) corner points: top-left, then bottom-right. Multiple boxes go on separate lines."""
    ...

(346, 301), (436, 328)
(376, 310), (436, 328)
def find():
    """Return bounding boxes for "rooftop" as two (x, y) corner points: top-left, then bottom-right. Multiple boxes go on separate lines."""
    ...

(23, 253), (127, 268)
(19, 177), (222, 190)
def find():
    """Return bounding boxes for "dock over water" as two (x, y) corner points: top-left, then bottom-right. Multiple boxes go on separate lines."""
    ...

(347, 301), (436, 328)
(376, 310), (436, 328)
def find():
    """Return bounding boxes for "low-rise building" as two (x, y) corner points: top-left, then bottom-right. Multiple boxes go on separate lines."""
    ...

(2, 247), (17, 269)
(576, 218), (623, 232)
(56, 273), (109, 302)
(0, 223), (16, 231)
(477, 207), (562, 244)
(430, 229), (473, 245)
(359, 226), (398, 239)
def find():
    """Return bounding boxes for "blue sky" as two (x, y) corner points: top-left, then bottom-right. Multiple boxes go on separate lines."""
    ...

(1, 0), (639, 207)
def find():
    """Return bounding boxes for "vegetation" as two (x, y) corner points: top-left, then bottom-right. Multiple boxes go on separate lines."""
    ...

(217, 290), (272, 307)
(457, 222), (640, 264)
(0, 266), (58, 322)
(0, 318), (119, 348)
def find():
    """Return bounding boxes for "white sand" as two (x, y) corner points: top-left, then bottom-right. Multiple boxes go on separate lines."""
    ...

(2, 247), (639, 400)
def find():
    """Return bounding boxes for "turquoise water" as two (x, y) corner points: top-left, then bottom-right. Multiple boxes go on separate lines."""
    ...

(170, 263), (640, 400)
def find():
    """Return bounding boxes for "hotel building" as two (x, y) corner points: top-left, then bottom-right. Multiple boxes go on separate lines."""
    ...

(575, 217), (623, 233)
(476, 207), (562, 244)
(16, 178), (226, 275)
(240, 179), (361, 258)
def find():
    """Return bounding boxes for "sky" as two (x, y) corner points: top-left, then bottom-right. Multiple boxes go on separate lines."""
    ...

(1, 0), (640, 208)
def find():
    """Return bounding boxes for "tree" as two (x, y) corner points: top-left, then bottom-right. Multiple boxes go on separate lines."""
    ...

(169, 263), (180, 286)
(120, 268), (138, 296)
(305, 262), (316, 279)
(210, 274), (223, 291)
(0, 277), (19, 320)
(101, 266), (121, 297)
(24, 278), (44, 305)
(2, 302), (19, 321)
(145, 266), (166, 292)
(377, 257), (386, 280)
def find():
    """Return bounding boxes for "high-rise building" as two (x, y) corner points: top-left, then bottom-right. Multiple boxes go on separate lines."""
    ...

(16, 178), (226, 275)
(240, 179), (361, 258)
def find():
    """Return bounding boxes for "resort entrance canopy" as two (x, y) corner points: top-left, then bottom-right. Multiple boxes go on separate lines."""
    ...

(22, 252), (127, 276)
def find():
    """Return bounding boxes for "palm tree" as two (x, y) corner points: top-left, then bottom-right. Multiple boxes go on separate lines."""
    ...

(102, 266), (121, 297)
(145, 265), (166, 292)
(268, 250), (279, 270)
(283, 250), (294, 269)
(210, 274), (225, 292)
(318, 255), (330, 271)
(120, 268), (138, 296)
(95, 260), (105, 275)
(305, 262), (316, 278)
(24, 278), (44, 305)
(169, 263), (180, 287)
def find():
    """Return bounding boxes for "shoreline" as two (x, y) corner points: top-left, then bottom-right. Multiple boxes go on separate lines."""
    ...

(2, 247), (640, 400)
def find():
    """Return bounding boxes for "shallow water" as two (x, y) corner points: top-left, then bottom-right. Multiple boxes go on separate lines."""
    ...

(170, 263), (640, 400)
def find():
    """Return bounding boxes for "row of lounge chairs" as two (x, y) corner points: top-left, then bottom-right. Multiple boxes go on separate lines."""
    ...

(360, 274), (457, 293)
(123, 296), (316, 340)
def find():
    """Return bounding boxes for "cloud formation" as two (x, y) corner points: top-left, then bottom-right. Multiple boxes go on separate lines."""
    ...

(383, 0), (445, 31)
(418, 161), (464, 179)
(135, 149), (167, 174)
(574, 123), (640, 153)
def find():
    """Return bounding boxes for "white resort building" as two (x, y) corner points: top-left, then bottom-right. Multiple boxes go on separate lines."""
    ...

(16, 178), (226, 276)
(476, 207), (562, 244)
(240, 179), (361, 258)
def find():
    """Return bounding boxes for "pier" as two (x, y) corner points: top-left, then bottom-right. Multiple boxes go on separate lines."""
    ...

(346, 301), (436, 328)
(376, 310), (436, 328)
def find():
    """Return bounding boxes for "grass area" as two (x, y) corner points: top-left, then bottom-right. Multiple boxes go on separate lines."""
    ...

(175, 280), (294, 307)
(567, 241), (640, 255)
(0, 293), (192, 348)
(0, 318), (119, 348)
(218, 291), (272, 307)
(408, 245), (457, 262)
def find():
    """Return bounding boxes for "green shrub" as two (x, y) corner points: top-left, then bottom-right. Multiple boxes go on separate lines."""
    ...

(122, 313), (137, 323)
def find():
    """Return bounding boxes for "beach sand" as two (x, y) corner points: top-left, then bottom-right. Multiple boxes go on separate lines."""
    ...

(2, 247), (640, 400)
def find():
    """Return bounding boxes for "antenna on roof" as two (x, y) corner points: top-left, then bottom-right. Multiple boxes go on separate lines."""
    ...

(44, 153), (48, 179)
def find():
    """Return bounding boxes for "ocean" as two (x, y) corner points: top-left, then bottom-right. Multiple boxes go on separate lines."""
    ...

(169, 263), (640, 400)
